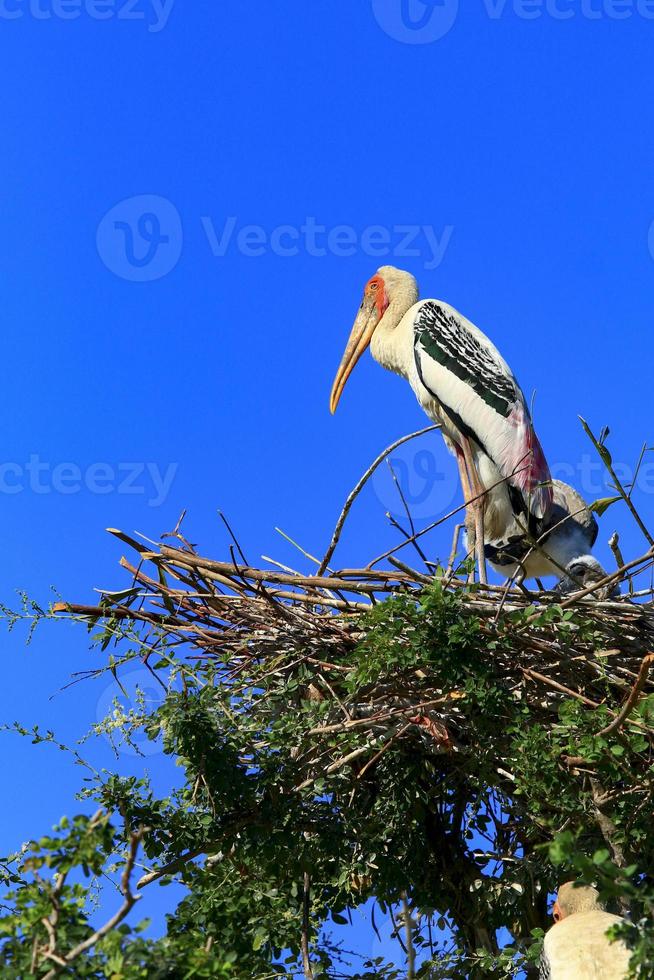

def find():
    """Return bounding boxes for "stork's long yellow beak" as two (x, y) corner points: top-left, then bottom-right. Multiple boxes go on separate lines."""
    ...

(329, 294), (380, 414)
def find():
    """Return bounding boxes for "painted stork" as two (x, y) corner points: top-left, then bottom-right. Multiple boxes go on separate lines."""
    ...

(329, 266), (553, 583)
(556, 555), (621, 601)
(539, 882), (630, 979)
(484, 479), (599, 583)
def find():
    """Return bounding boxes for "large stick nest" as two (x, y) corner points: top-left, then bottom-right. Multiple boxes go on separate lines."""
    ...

(53, 449), (654, 778)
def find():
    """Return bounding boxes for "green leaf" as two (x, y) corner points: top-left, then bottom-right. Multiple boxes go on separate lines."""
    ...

(252, 927), (269, 952)
(590, 495), (622, 516)
(579, 416), (614, 467)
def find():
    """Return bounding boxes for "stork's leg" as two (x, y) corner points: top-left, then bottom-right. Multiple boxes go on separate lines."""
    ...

(505, 568), (525, 590)
(453, 447), (477, 582)
(460, 437), (488, 586)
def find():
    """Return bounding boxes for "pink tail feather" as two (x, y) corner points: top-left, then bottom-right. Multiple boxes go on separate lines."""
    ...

(517, 424), (552, 519)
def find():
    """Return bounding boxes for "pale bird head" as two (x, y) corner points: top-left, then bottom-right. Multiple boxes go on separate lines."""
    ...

(329, 266), (419, 414)
(552, 882), (605, 923)
(567, 556), (606, 581)
(562, 556), (621, 600)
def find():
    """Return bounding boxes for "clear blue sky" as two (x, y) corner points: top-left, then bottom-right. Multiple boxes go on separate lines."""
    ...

(2, 0), (654, 966)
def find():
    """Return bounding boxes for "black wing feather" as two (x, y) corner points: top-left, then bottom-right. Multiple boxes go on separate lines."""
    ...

(414, 301), (519, 419)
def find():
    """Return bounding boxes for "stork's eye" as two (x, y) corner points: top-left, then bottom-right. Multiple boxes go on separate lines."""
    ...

(369, 281), (378, 290)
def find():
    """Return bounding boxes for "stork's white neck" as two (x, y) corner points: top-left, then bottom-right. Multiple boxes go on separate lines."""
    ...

(369, 280), (420, 380)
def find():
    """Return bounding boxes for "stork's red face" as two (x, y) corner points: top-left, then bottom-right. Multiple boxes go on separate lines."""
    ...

(366, 274), (390, 319)
(329, 273), (389, 414)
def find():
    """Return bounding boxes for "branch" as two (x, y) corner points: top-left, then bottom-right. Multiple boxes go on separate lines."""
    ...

(520, 548), (654, 630)
(136, 811), (267, 890)
(41, 828), (143, 980)
(301, 872), (314, 980)
(317, 425), (439, 576)
(137, 845), (205, 890)
(402, 894), (417, 980)
(366, 461), (531, 569)
(597, 652), (654, 737)
(580, 417), (654, 547)
(609, 532), (626, 572)
(590, 779), (628, 871)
